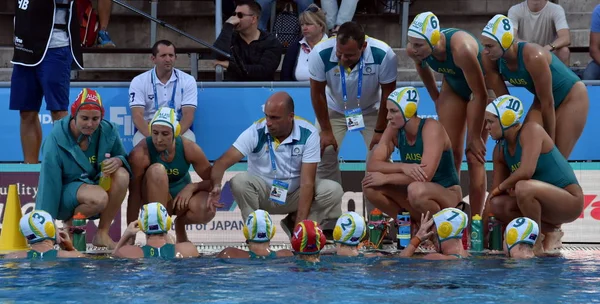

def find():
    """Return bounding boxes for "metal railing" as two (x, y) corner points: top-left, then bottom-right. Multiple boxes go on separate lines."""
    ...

(112, 0), (228, 81)
(2, 80), (600, 89)
(114, 0), (412, 79)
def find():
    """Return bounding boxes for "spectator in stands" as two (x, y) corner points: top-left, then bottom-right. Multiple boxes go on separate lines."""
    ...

(583, 4), (600, 80)
(97, 0), (116, 47)
(281, 4), (328, 81)
(35, 89), (131, 250)
(256, 0), (314, 31)
(308, 22), (397, 207)
(508, 0), (571, 65)
(10, 0), (83, 164)
(129, 40), (198, 146)
(213, 0), (283, 81)
(113, 203), (200, 259)
(321, 0), (359, 35)
(207, 92), (343, 239)
(127, 107), (220, 244)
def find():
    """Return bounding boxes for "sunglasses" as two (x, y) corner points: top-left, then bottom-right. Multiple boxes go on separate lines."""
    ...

(233, 12), (254, 19)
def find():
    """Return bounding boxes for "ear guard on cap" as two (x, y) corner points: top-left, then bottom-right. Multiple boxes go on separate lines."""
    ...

(71, 88), (105, 119)
(482, 14), (515, 51)
(19, 210), (57, 244)
(505, 217), (539, 252)
(388, 86), (420, 123)
(333, 212), (367, 246)
(432, 208), (468, 243)
(149, 107), (181, 137)
(485, 94), (524, 131)
(138, 202), (172, 235)
(408, 12), (441, 48)
(243, 209), (276, 243)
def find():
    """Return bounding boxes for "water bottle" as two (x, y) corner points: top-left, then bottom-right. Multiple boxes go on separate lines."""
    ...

(488, 214), (503, 251)
(471, 214), (484, 252)
(72, 212), (87, 252)
(99, 153), (112, 191)
(368, 208), (384, 249)
(397, 211), (410, 250)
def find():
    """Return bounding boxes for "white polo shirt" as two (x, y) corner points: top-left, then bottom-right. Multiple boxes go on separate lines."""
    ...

(129, 67), (198, 121)
(233, 117), (320, 193)
(308, 36), (398, 114)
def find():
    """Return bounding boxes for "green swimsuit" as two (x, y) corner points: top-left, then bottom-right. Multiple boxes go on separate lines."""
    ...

(422, 28), (484, 100)
(498, 42), (580, 109)
(146, 137), (192, 198)
(397, 119), (459, 188)
(502, 131), (579, 188)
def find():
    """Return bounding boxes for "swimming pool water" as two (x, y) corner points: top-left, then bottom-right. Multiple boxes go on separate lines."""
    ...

(1, 250), (599, 303)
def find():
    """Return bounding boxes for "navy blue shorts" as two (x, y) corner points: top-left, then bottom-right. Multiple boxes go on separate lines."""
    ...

(9, 46), (73, 112)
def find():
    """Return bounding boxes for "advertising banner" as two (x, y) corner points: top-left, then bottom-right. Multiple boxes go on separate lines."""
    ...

(1, 84), (599, 162)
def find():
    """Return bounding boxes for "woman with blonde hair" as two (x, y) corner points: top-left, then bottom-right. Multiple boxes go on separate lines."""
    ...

(281, 5), (328, 81)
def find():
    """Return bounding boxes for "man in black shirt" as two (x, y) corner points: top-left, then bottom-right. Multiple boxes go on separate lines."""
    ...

(213, 0), (283, 81)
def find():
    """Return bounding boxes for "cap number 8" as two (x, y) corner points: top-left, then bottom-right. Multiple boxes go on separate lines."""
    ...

(502, 19), (511, 31)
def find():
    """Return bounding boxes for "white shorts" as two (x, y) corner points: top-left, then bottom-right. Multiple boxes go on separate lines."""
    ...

(132, 129), (196, 147)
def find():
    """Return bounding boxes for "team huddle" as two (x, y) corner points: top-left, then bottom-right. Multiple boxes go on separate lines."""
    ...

(9, 11), (588, 261)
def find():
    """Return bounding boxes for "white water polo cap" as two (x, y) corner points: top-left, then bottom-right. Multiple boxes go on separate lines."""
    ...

(19, 210), (57, 244)
(333, 212), (367, 246)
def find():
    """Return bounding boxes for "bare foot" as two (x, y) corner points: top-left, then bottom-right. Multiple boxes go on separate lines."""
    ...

(543, 230), (564, 252)
(533, 234), (545, 257)
(92, 232), (117, 250)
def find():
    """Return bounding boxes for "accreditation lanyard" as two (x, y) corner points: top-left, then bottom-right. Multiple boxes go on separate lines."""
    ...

(339, 55), (364, 109)
(151, 68), (178, 111)
(267, 134), (280, 178)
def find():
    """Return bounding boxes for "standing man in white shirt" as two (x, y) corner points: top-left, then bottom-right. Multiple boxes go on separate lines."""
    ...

(308, 21), (397, 208)
(129, 40), (198, 146)
(207, 92), (343, 238)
